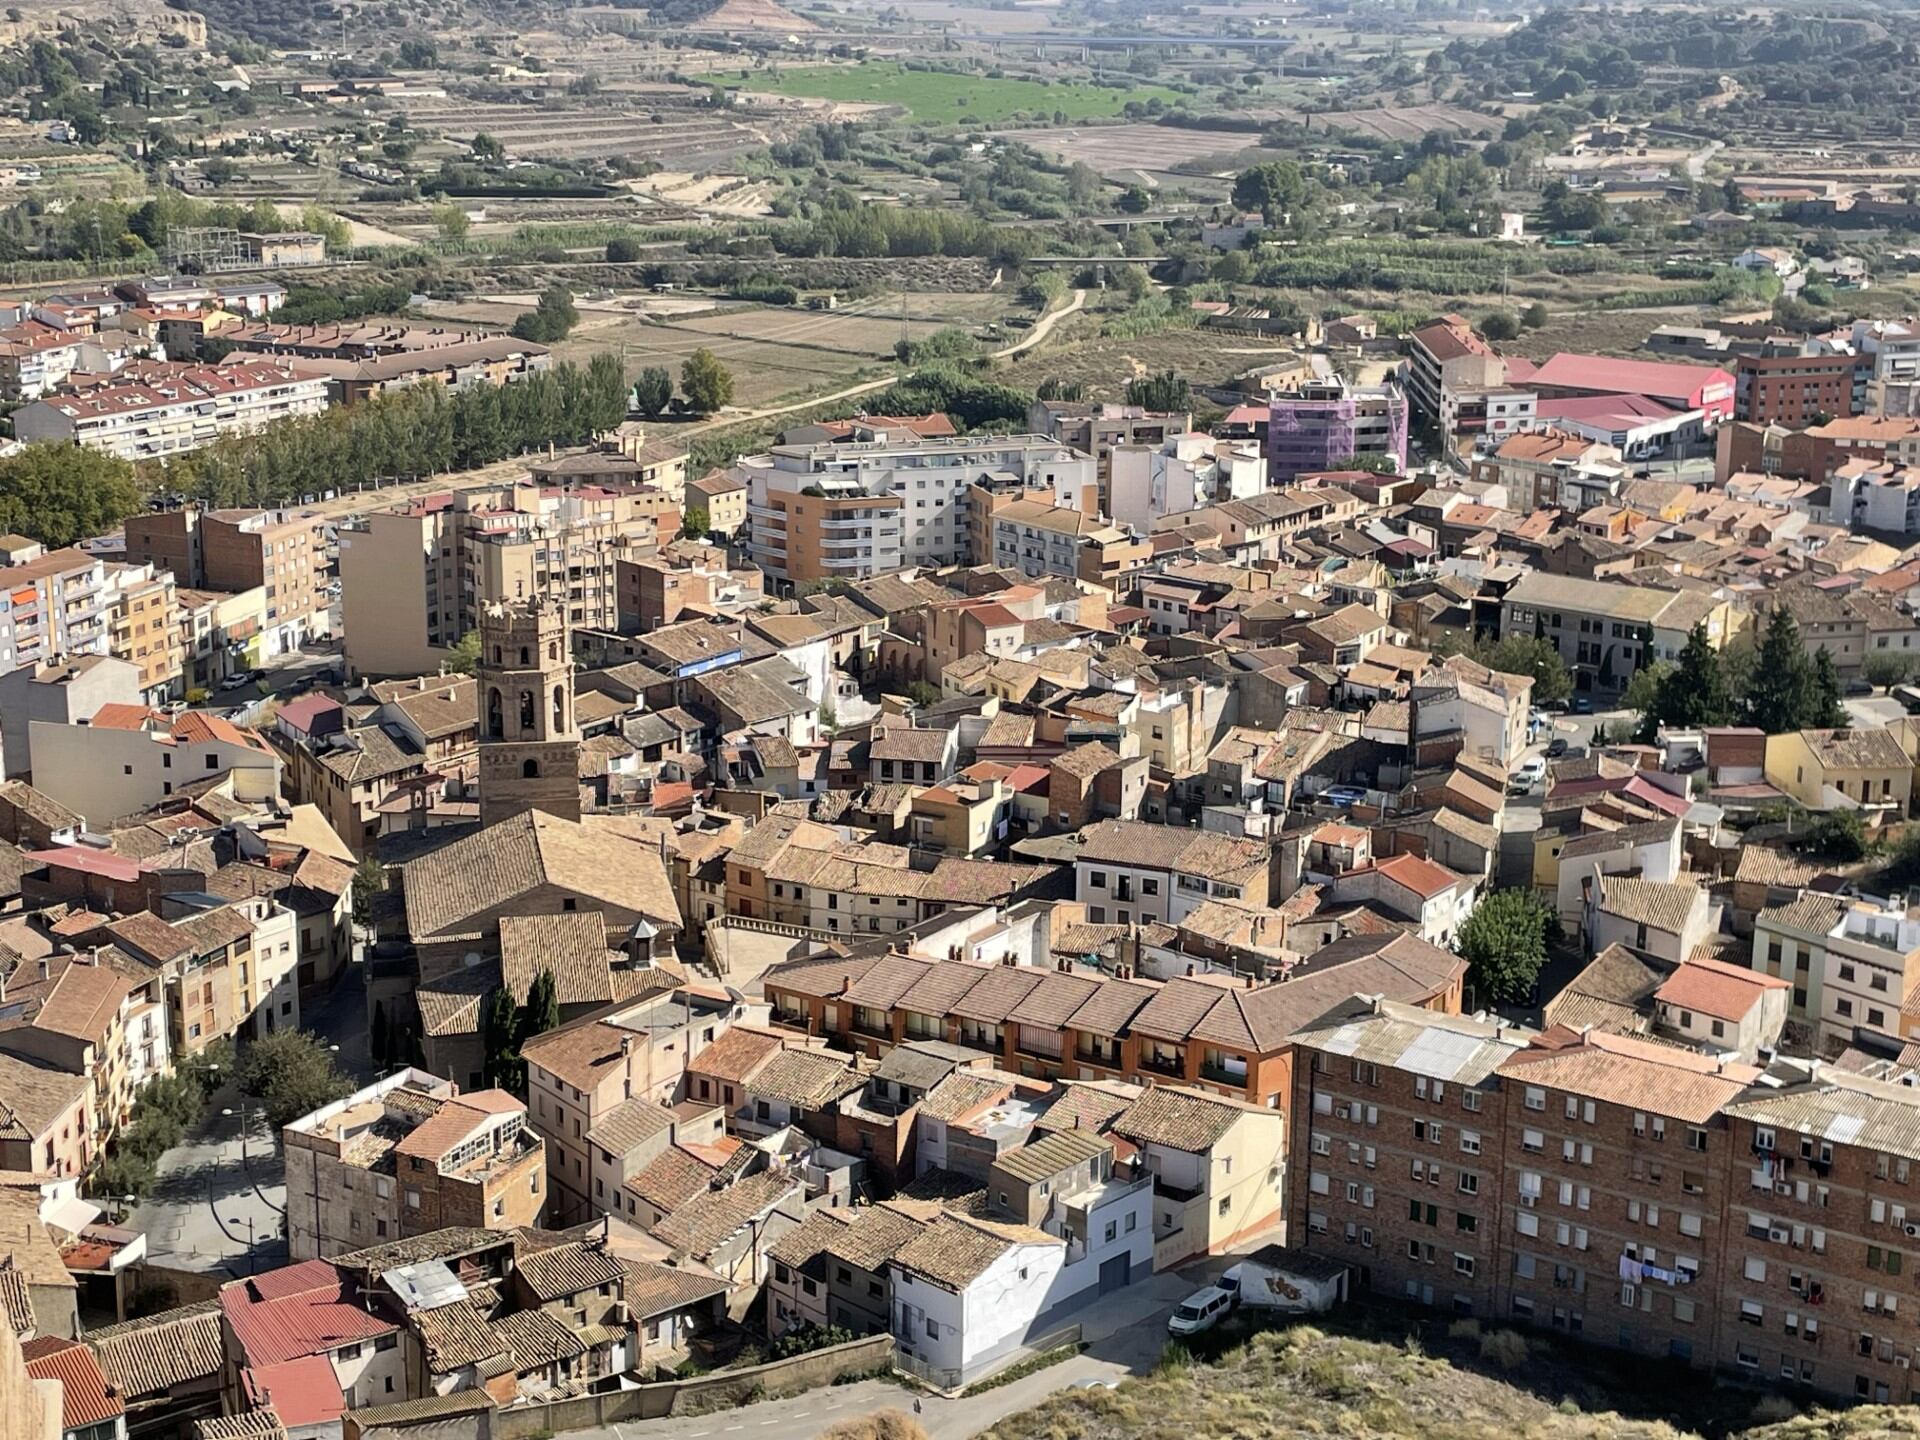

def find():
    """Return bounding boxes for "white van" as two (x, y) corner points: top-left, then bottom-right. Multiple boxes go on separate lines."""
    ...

(1167, 1285), (1234, 1336)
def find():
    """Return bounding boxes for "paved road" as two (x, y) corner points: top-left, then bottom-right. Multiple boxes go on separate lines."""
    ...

(577, 1251), (1235, 1440)
(131, 966), (380, 1283)
(675, 290), (1089, 439)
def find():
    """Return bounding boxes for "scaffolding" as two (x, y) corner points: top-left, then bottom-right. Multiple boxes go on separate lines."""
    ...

(164, 226), (246, 274)
(1266, 378), (1408, 482)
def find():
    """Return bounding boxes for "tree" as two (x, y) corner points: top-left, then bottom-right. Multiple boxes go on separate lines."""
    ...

(1438, 633), (1571, 705)
(1521, 302), (1550, 329)
(632, 366), (673, 416)
(1116, 186), (1151, 215)
(1231, 160), (1305, 221)
(1743, 608), (1816, 734)
(1125, 370), (1188, 413)
(519, 968), (561, 1056)
(470, 132), (504, 161)
(1885, 827), (1920, 888)
(1622, 658), (1676, 731)
(1480, 310), (1520, 341)
(432, 202), (470, 242)
(482, 987), (522, 1094)
(511, 284), (580, 344)
(770, 1323), (858, 1360)
(1864, 652), (1914, 688)
(681, 348), (735, 413)
(444, 629), (482, 675)
(606, 236), (643, 263)
(1810, 645), (1848, 729)
(371, 1001), (389, 1067)
(1800, 810), (1870, 863)
(0, 445), (143, 548)
(1454, 889), (1554, 1007)
(906, 680), (939, 707)
(1635, 622), (1731, 739)
(351, 854), (385, 931)
(235, 1031), (352, 1129)
(682, 505), (709, 540)
(1327, 453), (1400, 475)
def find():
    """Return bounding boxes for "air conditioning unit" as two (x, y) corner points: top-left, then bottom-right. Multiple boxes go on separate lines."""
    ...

(1901, 1356), (1913, 1371)
(1519, 1193), (1539, 1208)
(1770, 1226), (1791, 1243)
(1774, 1182), (1792, 1196)
(1902, 1222), (1920, 1239)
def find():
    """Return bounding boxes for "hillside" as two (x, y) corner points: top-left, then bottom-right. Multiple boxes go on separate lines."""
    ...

(982, 1323), (1887, 1440)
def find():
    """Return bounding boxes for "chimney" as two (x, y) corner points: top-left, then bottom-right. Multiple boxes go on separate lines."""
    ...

(37, 958), (48, 982)
(620, 1036), (634, 1059)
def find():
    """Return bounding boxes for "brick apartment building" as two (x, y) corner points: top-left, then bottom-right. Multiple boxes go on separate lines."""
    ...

(124, 503), (331, 660)
(1286, 993), (1920, 1404)
(1734, 353), (1867, 427)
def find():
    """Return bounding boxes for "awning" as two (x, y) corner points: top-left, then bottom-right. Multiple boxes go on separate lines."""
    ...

(43, 1194), (100, 1239)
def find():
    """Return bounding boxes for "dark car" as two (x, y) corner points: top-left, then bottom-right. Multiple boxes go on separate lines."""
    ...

(1545, 737), (1569, 759)
(1571, 695), (1594, 714)
(1845, 678), (1875, 697)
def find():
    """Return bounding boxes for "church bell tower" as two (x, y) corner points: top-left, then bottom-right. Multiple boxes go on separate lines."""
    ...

(476, 600), (582, 827)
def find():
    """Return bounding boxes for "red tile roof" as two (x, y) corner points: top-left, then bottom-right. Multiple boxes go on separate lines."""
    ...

(88, 703), (162, 731)
(1373, 852), (1466, 901)
(1654, 956), (1787, 1022)
(1528, 353), (1730, 402)
(24, 1340), (125, 1431)
(221, 1261), (398, 1367)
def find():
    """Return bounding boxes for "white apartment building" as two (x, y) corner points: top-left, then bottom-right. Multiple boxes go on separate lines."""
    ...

(743, 436), (1095, 585)
(1753, 892), (1920, 1051)
(12, 360), (329, 461)
(1108, 434), (1262, 535)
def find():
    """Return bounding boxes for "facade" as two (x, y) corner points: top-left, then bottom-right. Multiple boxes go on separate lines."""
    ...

(1752, 892), (1920, 1052)
(12, 362), (328, 462)
(1734, 353), (1866, 427)
(0, 548), (122, 687)
(743, 436), (1094, 587)
(125, 505), (331, 660)
(0, 654), (141, 785)
(1266, 379), (1409, 483)
(1500, 572), (1732, 700)
(282, 1070), (546, 1259)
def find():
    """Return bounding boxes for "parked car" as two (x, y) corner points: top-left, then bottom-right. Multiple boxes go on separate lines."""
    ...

(216, 673), (251, 692)
(1322, 785), (1366, 808)
(1218, 1264), (1243, 1300)
(1571, 695), (1594, 714)
(1898, 684), (1920, 715)
(1845, 678), (1875, 697)
(1545, 737), (1569, 759)
(1508, 758), (1547, 794)
(1167, 1286), (1234, 1337)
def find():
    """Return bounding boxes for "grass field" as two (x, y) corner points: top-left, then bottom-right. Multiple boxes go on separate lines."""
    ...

(737, 62), (1186, 124)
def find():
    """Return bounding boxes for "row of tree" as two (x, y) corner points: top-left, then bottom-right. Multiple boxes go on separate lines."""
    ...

(1627, 611), (1845, 741)
(175, 354), (631, 509)
(482, 969), (560, 1097)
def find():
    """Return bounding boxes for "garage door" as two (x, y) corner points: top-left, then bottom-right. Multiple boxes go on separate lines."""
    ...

(1099, 1253), (1131, 1294)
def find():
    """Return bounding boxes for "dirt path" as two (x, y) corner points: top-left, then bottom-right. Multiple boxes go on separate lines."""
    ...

(674, 287), (1088, 437)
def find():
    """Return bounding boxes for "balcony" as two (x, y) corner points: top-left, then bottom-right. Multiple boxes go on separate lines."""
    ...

(1199, 1057), (1249, 1087)
(1138, 1049), (1184, 1078)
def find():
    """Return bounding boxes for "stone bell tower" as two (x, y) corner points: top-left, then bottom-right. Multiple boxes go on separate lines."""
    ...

(476, 600), (581, 827)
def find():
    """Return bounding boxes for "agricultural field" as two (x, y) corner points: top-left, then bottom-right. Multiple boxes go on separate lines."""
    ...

(401, 99), (784, 170)
(1023, 123), (1289, 186)
(736, 62), (1186, 125)
(415, 292), (1018, 408)
(1301, 102), (1501, 143)
(998, 309), (1305, 402)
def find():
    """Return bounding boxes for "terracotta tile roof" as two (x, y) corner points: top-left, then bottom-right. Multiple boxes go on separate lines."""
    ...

(1799, 726), (1911, 771)
(823, 1205), (927, 1272)
(686, 1027), (787, 1087)
(619, 1259), (727, 1318)
(652, 1171), (800, 1259)
(1063, 976), (1163, 1037)
(890, 1213), (1060, 1290)
(947, 967), (1046, 1024)
(497, 912), (622, 1007)
(25, 1340), (125, 1430)
(1596, 876), (1703, 936)
(88, 1299), (223, 1397)
(497, 1308), (585, 1369)
(1499, 1028), (1757, 1123)
(0, 1270), (31, 1336)
(748, 1048), (863, 1108)
(1654, 956), (1787, 1022)
(1034, 1082), (1139, 1135)
(624, 1146), (720, 1214)
(1005, 972), (1103, 1030)
(841, 954), (934, 1010)
(1112, 1084), (1250, 1153)
(412, 1299), (505, 1373)
(515, 1242), (626, 1301)
(918, 1069), (1018, 1124)
(583, 1098), (675, 1157)
(765, 1209), (853, 1270)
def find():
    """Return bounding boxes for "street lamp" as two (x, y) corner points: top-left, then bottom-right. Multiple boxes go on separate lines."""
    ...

(226, 1214), (257, 1274)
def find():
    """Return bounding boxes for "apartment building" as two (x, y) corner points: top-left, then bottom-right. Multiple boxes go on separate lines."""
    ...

(1734, 352), (1867, 427)
(1720, 1073), (1920, 1400)
(981, 495), (1148, 589)
(1288, 997), (1529, 1313)
(216, 323), (550, 405)
(763, 931), (1466, 1108)
(27, 707), (281, 826)
(1266, 378), (1409, 482)
(282, 1069), (546, 1259)
(1470, 430), (1625, 512)
(0, 949), (169, 1147)
(338, 483), (661, 679)
(1752, 892), (1920, 1052)
(0, 320), (156, 402)
(11, 361), (328, 461)
(742, 435), (1094, 588)
(126, 504), (331, 660)
(1406, 314), (1506, 425)
(1500, 573), (1733, 701)
(0, 543), (121, 683)
(1070, 819), (1274, 927)
(1028, 399), (1189, 499)
(103, 563), (183, 702)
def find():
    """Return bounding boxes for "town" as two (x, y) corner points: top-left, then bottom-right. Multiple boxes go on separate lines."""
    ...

(3, 1), (1920, 1439)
